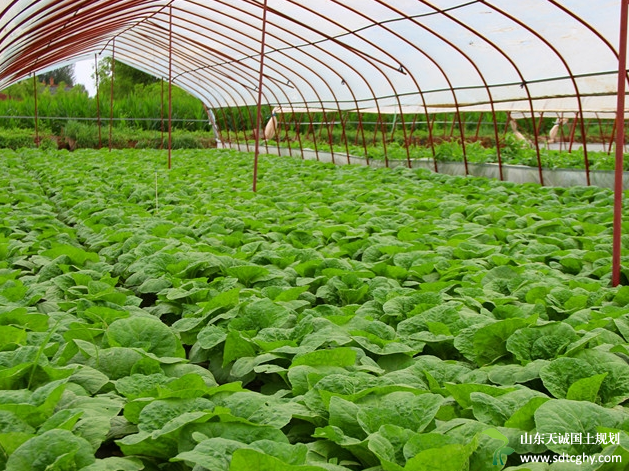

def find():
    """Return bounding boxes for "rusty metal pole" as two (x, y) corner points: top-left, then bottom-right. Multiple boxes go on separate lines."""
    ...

(168, 3), (173, 169)
(223, 107), (236, 148)
(381, 113), (389, 168)
(32, 73), (39, 148)
(95, 54), (102, 149)
(308, 112), (321, 161)
(570, 112), (592, 186)
(252, 0), (269, 192)
(295, 111), (305, 160)
(449, 113), (456, 138)
(342, 112), (351, 165)
(328, 112), (336, 165)
(568, 112), (578, 153)
(613, 0), (629, 286)
(609, 119), (618, 154)
(491, 109), (504, 181)
(474, 113), (483, 141)
(109, 39), (115, 152)
(429, 113), (438, 172)
(161, 78), (164, 149)
(529, 113), (544, 186)
(457, 111), (469, 176)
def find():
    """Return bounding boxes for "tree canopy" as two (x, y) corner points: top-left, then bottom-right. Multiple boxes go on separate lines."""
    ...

(38, 64), (75, 87)
(96, 58), (159, 97)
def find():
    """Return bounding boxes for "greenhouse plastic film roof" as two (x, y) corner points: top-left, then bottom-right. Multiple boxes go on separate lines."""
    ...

(0, 0), (627, 114)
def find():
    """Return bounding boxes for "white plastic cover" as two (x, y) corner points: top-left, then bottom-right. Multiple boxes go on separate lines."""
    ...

(0, 0), (626, 114)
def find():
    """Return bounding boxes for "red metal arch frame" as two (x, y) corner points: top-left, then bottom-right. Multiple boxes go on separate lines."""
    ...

(0, 1), (160, 80)
(189, 0), (381, 163)
(165, 0), (352, 160)
(415, 1), (549, 186)
(373, 0), (503, 177)
(479, 1), (592, 186)
(117, 0), (364, 164)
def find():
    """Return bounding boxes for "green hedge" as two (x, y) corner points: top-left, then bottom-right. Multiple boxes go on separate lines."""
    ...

(0, 124), (216, 150)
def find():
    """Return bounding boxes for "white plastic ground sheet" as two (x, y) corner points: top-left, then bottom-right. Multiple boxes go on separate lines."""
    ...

(0, 0), (626, 115)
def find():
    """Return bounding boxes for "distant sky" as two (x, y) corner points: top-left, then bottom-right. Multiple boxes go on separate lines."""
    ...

(74, 59), (96, 96)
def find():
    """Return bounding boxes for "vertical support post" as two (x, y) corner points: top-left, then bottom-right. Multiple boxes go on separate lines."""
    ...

(295, 111), (305, 160)
(408, 113), (418, 145)
(307, 112), (321, 161)
(456, 111), (469, 176)
(392, 106), (411, 169)
(161, 78), (165, 149)
(283, 110), (290, 136)
(318, 111), (326, 140)
(95, 54), (102, 148)
(341, 112), (351, 164)
(613, 0), (629, 286)
(252, 0), (269, 192)
(357, 113), (368, 165)
(570, 112), (592, 186)
(306, 112), (313, 140)
(530, 112), (544, 186)
(356, 112), (367, 161)
(428, 113), (438, 173)
(568, 112), (578, 153)
(340, 112), (348, 143)
(32, 73), (39, 148)
(582, 117), (592, 187)
(609, 119), (618, 154)
(109, 39), (115, 152)
(168, 3), (173, 169)
(474, 113), (483, 141)
(389, 110), (398, 142)
(380, 112), (389, 167)
(584, 115), (592, 136)
(490, 109), (504, 181)
(503, 111), (512, 136)
(449, 113), (457, 138)
(220, 107), (233, 146)
(327, 112), (336, 164)
(372, 114), (380, 146)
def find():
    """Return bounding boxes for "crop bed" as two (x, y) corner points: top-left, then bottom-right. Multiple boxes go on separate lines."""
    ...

(2, 148), (629, 470)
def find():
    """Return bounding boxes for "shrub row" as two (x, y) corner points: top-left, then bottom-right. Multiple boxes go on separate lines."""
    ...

(0, 123), (216, 150)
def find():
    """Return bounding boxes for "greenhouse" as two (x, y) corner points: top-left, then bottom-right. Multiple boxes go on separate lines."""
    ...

(2, 1), (629, 470)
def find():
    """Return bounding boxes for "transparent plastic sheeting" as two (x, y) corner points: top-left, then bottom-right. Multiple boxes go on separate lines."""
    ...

(0, 0), (626, 114)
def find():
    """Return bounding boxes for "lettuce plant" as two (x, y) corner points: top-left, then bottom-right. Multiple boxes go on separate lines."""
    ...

(0, 148), (628, 470)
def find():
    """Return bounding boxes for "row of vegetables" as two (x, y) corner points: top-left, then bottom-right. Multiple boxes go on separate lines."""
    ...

(1, 147), (629, 470)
